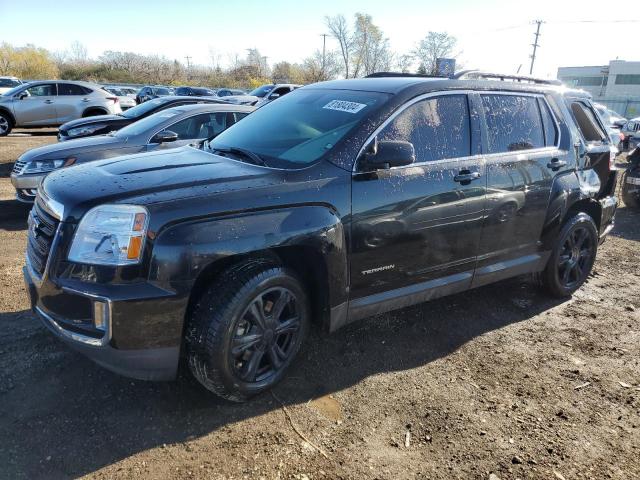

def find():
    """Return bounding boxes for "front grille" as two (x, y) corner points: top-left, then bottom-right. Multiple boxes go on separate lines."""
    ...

(631, 122), (640, 133)
(12, 159), (26, 175)
(27, 201), (60, 276)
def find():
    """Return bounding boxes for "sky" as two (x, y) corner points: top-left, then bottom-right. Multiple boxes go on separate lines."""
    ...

(0, 0), (638, 78)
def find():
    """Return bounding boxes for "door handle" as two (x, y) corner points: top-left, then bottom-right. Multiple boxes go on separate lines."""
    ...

(44, 100), (53, 104)
(81, 98), (90, 102)
(547, 158), (567, 170)
(453, 170), (481, 184)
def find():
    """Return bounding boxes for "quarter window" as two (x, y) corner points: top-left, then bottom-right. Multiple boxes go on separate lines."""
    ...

(378, 94), (472, 162)
(570, 102), (606, 143)
(481, 95), (545, 153)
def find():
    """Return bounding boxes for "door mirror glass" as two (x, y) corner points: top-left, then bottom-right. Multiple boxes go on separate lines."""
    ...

(151, 130), (179, 143)
(361, 139), (415, 169)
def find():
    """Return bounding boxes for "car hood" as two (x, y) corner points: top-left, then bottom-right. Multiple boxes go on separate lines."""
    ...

(41, 146), (278, 222)
(60, 114), (127, 131)
(18, 135), (125, 162)
(224, 95), (259, 105)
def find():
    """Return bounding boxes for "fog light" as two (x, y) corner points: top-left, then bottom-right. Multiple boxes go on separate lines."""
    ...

(93, 301), (108, 331)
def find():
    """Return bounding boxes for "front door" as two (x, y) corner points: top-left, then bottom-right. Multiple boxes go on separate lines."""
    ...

(473, 93), (563, 286)
(350, 93), (486, 303)
(13, 83), (57, 126)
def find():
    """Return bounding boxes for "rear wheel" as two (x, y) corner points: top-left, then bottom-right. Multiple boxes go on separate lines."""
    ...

(186, 261), (309, 402)
(0, 112), (12, 136)
(540, 213), (598, 297)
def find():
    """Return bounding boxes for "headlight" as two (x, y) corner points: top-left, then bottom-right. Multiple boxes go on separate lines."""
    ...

(23, 159), (67, 174)
(68, 205), (149, 266)
(67, 124), (105, 137)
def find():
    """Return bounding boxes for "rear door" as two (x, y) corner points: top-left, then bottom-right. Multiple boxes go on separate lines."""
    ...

(13, 83), (57, 126)
(350, 93), (486, 302)
(55, 83), (91, 123)
(473, 92), (564, 287)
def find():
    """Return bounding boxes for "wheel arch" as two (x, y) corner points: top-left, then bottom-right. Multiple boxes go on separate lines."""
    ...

(82, 107), (108, 117)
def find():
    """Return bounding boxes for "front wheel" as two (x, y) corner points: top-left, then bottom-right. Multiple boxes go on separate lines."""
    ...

(186, 262), (309, 402)
(540, 213), (598, 298)
(0, 112), (12, 136)
(621, 171), (640, 209)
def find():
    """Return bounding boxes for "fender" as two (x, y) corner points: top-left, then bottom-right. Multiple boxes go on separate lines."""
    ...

(149, 205), (348, 334)
(0, 106), (15, 126)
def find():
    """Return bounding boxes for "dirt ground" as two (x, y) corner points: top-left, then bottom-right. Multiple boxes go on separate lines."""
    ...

(0, 130), (638, 480)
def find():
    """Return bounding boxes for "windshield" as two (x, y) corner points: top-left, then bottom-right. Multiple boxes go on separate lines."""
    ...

(120, 98), (167, 119)
(210, 88), (389, 168)
(249, 85), (275, 97)
(116, 108), (184, 137)
(156, 87), (171, 95)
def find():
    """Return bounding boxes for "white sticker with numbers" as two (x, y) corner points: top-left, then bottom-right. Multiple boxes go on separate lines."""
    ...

(323, 100), (367, 114)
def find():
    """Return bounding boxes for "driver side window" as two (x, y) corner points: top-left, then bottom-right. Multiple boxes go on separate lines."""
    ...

(24, 84), (56, 97)
(378, 95), (472, 163)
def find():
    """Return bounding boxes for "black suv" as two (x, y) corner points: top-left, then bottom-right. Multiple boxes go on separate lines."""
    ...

(174, 86), (217, 96)
(24, 72), (617, 401)
(57, 96), (226, 141)
(135, 85), (172, 104)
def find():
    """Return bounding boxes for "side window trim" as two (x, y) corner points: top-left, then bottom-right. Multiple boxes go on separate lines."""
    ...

(354, 90), (478, 172)
(537, 96), (560, 148)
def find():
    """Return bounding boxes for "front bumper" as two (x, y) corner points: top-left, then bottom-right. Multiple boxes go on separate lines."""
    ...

(10, 172), (45, 203)
(23, 262), (183, 381)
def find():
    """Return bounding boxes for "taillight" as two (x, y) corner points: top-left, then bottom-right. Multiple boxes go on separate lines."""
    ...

(619, 132), (625, 141)
(106, 96), (118, 103)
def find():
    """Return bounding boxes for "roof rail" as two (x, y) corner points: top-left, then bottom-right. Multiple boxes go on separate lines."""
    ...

(365, 72), (447, 79)
(453, 70), (562, 86)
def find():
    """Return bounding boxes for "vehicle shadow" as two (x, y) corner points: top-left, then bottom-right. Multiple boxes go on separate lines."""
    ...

(0, 199), (30, 230)
(0, 276), (566, 479)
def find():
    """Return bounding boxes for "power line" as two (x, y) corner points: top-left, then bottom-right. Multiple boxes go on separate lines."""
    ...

(529, 20), (543, 75)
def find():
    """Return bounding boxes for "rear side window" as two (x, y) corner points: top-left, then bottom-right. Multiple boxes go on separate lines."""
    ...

(481, 94), (545, 153)
(378, 94), (471, 162)
(570, 101), (606, 143)
(58, 83), (91, 95)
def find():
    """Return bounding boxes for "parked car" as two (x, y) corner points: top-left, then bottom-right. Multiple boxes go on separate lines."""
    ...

(24, 73), (617, 401)
(215, 88), (247, 97)
(135, 85), (172, 104)
(0, 76), (23, 94)
(174, 86), (217, 96)
(11, 103), (253, 202)
(225, 84), (300, 106)
(57, 96), (226, 141)
(593, 102), (626, 151)
(621, 147), (640, 208)
(117, 86), (139, 98)
(103, 86), (137, 110)
(621, 117), (640, 151)
(0, 81), (121, 136)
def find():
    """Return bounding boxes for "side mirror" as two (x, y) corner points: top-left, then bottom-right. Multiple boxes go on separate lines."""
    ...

(17, 91), (28, 100)
(268, 93), (280, 100)
(361, 139), (415, 170)
(151, 130), (179, 144)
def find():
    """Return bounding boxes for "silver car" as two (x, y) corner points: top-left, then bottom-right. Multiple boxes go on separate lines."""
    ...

(10, 103), (254, 202)
(103, 86), (137, 110)
(0, 80), (122, 136)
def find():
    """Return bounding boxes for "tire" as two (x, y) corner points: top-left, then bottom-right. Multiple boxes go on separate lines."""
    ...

(540, 213), (598, 298)
(186, 261), (310, 402)
(621, 171), (640, 209)
(0, 112), (12, 136)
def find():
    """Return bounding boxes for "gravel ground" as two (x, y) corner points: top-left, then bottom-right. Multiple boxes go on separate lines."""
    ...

(0, 131), (638, 479)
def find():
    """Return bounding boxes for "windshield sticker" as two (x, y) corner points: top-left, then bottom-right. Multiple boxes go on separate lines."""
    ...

(323, 100), (367, 114)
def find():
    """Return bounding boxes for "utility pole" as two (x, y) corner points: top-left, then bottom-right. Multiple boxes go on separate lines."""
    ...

(184, 56), (192, 69)
(529, 20), (543, 75)
(320, 33), (328, 77)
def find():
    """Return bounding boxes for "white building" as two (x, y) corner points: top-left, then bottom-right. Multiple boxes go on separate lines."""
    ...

(557, 60), (640, 118)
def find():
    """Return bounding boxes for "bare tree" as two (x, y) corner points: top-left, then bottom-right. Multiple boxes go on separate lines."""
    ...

(412, 32), (458, 75)
(325, 14), (351, 79)
(69, 41), (88, 65)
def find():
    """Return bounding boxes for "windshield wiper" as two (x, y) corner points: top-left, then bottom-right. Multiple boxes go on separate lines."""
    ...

(212, 147), (267, 166)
